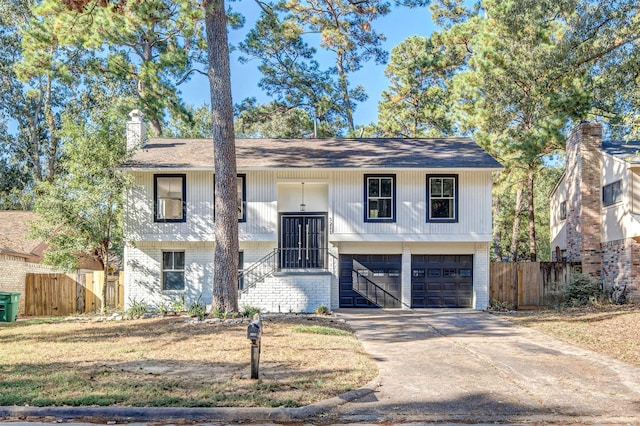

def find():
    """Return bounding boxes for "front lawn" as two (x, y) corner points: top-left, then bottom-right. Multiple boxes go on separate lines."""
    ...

(0, 315), (376, 407)
(506, 303), (640, 367)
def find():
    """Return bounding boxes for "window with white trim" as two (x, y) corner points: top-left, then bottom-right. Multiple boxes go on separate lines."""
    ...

(559, 200), (567, 221)
(162, 251), (185, 290)
(365, 174), (395, 222)
(154, 175), (186, 222)
(427, 175), (458, 222)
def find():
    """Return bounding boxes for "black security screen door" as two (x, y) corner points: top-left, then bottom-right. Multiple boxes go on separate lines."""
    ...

(280, 214), (326, 269)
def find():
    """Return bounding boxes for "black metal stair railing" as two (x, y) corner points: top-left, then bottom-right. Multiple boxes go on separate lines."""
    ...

(238, 249), (278, 292)
(352, 261), (401, 308)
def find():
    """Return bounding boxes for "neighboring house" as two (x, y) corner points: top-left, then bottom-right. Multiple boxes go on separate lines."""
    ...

(550, 122), (639, 302)
(122, 111), (502, 312)
(0, 211), (104, 314)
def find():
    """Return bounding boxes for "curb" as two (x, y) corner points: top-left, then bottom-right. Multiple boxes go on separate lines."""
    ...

(0, 378), (380, 423)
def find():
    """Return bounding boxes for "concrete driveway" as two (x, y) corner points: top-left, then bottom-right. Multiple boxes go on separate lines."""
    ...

(3, 309), (639, 425)
(328, 309), (640, 424)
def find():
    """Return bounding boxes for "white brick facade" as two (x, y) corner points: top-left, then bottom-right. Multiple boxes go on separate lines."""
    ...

(239, 273), (332, 313)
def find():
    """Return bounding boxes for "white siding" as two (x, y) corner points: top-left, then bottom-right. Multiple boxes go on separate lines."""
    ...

(124, 167), (495, 311)
(126, 168), (495, 244)
(331, 170), (493, 241)
(601, 155), (640, 242)
(550, 175), (568, 255)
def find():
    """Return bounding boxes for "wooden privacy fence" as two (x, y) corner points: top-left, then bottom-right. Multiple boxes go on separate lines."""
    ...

(489, 262), (579, 308)
(25, 271), (124, 316)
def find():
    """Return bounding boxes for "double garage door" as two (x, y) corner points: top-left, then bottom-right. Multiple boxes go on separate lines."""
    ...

(339, 254), (473, 308)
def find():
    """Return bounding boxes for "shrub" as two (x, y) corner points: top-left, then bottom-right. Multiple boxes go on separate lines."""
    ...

(212, 308), (229, 319)
(488, 299), (515, 312)
(241, 305), (261, 318)
(314, 305), (330, 315)
(187, 295), (207, 320)
(171, 296), (186, 313)
(126, 297), (151, 319)
(156, 301), (169, 316)
(561, 273), (603, 306)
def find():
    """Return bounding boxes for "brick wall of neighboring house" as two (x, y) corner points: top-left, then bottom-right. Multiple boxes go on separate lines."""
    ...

(601, 239), (630, 293)
(601, 238), (640, 301)
(565, 122), (603, 278)
(629, 240), (640, 302)
(0, 254), (61, 315)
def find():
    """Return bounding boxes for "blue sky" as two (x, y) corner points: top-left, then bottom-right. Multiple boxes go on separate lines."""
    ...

(180, 3), (436, 128)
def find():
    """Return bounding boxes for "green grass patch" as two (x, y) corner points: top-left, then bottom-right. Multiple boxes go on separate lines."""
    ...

(290, 325), (352, 336)
(0, 316), (375, 407)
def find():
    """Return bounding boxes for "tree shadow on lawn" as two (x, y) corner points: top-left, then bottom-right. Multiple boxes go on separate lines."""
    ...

(0, 359), (363, 408)
(0, 317), (247, 345)
(511, 305), (640, 325)
(326, 390), (640, 424)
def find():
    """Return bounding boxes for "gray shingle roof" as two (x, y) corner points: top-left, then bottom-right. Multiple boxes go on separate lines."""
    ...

(602, 140), (640, 163)
(125, 137), (503, 170)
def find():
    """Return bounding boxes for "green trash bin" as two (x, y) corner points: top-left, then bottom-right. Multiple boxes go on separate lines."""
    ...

(0, 292), (20, 322)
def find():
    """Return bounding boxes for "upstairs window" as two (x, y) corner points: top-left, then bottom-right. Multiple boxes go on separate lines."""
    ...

(365, 175), (396, 222)
(154, 175), (186, 222)
(602, 180), (622, 206)
(427, 175), (458, 222)
(162, 251), (185, 290)
(214, 174), (246, 222)
(559, 201), (567, 221)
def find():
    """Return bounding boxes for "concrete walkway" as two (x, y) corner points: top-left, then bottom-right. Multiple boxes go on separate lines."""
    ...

(325, 309), (640, 424)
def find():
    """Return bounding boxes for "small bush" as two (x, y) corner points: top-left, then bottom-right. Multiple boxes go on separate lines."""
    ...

(241, 305), (261, 318)
(171, 296), (186, 313)
(126, 298), (151, 319)
(187, 295), (207, 320)
(488, 299), (515, 312)
(314, 305), (330, 315)
(156, 301), (169, 316)
(560, 273), (603, 307)
(212, 308), (229, 319)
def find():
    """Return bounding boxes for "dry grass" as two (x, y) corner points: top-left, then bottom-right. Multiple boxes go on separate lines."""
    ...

(0, 315), (377, 407)
(506, 303), (640, 367)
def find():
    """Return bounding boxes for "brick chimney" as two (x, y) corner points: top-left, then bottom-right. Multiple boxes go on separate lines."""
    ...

(565, 122), (602, 278)
(126, 110), (146, 151)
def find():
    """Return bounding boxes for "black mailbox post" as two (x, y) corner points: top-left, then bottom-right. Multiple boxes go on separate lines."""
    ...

(247, 314), (262, 379)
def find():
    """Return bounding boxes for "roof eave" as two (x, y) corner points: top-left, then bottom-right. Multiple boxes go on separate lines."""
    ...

(121, 166), (504, 172)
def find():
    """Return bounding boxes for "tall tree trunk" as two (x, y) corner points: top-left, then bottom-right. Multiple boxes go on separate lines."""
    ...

(101, 242), (109, 313)
(43, 72), (59, 182)
(492, 193), (503, 261)
(205, 0), (239, 313)
(510, 184), (524, 261)
(336, 54), (355, 135)
(527, 170), (537, 261)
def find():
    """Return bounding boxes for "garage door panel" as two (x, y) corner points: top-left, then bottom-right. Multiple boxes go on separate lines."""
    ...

(411, 254), (473, 308)
(340, 254), (402, 308)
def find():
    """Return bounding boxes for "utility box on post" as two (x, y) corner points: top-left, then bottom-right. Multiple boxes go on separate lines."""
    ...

(247, 314), (262, 379)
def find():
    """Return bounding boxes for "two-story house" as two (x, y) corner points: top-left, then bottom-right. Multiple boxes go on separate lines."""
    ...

(122, 111), (502, 312)
(550, 122), (639, 302)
